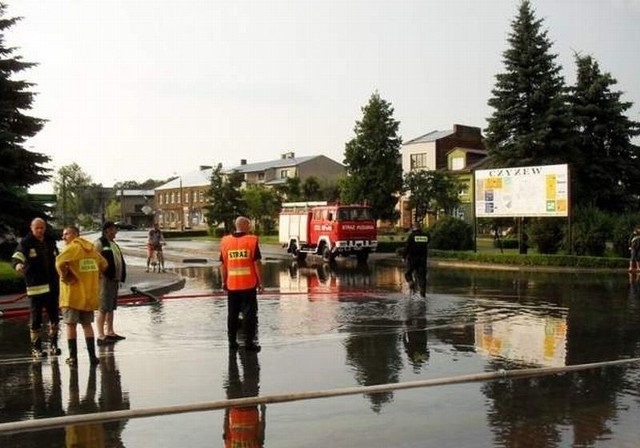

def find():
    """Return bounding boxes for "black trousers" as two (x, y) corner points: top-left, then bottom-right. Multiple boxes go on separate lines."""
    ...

(404, 257), (427, 294)
(29, 291), (60, 331)
(227, 289), (258, 344)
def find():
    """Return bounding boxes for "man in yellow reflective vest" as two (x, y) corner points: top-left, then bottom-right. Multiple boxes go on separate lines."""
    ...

(220, 216), (264, 351)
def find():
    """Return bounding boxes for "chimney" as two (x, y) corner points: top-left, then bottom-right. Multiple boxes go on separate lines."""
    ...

(240, 159), (247, 165)
(281, 151), (295, 159)
(199, 165), (212, 171)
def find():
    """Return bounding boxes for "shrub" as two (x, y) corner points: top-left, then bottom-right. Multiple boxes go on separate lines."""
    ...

(428, 217), (473, 251)
(493, 237), (518, 249)
(611, 213), (640, 258)
(570, 206), (611, 256)
(529, 218), (564, 254)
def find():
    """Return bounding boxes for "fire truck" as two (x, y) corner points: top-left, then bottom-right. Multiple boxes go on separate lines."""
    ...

(278, 201), (377, 263)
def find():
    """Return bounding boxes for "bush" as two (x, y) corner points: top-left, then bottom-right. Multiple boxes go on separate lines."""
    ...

(493, 237), (518, 249)
(570, 206), (611, 256)
(611, 213), (640, 258)
(428, 217), (473, 251)
(428, 250), (627, 269)
(529, 218), (564, 254)
(0, 234), (17, 261)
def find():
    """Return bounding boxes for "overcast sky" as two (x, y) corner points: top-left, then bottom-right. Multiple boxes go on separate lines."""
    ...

(6, 0), (640, 191)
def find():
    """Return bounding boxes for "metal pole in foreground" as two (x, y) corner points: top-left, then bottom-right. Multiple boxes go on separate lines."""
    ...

(1, 357), (638, 435)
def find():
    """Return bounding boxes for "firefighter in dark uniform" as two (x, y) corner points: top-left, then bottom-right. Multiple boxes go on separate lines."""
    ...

(12, 217), (61, 356)
(404, 222), (430, 298)
(220, 216), (264, 351)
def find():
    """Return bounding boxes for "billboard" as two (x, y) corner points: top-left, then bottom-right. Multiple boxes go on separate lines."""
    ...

(475, 164), (569, 217)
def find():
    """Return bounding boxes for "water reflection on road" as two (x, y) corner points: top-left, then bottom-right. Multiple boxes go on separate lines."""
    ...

(1, 257), (639, 447)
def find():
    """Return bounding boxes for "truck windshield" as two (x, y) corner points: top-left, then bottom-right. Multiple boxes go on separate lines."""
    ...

(337, 208), (373, 222)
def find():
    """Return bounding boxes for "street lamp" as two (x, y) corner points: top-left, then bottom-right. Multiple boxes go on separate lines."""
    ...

(61, 174), (67, 226)
(179, 176), (184, 231)
(120, 187), (125, 222)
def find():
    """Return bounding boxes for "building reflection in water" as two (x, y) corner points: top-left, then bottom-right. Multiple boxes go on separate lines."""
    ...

(223, 350), (265, 447)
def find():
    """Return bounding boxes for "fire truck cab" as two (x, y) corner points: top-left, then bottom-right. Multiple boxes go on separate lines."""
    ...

(278, 201), (377, 263)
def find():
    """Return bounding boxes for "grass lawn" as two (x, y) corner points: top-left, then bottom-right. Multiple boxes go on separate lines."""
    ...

(0, 261), (18, 278)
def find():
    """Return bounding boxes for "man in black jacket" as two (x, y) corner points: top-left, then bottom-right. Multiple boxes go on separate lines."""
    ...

(94, 221), (127, 345)
(11, 217), (61, 356)
(404, 222), (430, 298)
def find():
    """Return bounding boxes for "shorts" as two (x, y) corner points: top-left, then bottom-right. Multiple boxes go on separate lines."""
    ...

(99, 278), (120, 312)
(62, 308), (94, 325)
(147, 243), (163, 257)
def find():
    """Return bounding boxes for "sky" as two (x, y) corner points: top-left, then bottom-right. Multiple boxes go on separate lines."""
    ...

(5, 0), (640, 192)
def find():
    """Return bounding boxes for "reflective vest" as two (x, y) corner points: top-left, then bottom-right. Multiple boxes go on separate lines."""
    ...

(221, 234), (259, 291)
(226, 407), (261, 448)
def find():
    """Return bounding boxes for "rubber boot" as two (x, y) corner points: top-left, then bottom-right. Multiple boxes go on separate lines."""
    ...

(66, 338), (78, 366)
(86, 337), (100, 365)
(49, 328), (61, 356)
(31, 330), (45, 358)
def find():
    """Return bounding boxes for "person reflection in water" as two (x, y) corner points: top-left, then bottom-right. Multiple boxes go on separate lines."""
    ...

(628, 272), (640, 301)
(403, 303), (430, 373)
(223, 349), (266, 447)
(65, 365), (106, 447)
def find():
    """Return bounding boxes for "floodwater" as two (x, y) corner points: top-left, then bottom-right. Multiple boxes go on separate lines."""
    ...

(1, 257), (639, 447)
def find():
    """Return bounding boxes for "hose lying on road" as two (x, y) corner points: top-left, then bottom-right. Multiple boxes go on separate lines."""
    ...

(0, 357), (638, 435)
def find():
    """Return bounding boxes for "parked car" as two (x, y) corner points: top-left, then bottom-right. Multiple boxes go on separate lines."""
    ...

(114, 222), (138, 230)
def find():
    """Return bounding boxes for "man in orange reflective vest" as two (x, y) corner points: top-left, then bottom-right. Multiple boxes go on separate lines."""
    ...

(220, 216), (264, 351)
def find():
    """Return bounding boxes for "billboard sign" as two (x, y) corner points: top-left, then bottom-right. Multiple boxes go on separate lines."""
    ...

(475, 164), (569, 217)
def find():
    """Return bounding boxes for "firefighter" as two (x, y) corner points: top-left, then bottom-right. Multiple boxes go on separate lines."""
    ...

(404, 222), (430, 298)
(12, 218), (61, 357)
(220, 216), (264, 351)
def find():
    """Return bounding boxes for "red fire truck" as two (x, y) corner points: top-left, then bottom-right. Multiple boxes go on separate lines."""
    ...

(278, 201), (377, 263)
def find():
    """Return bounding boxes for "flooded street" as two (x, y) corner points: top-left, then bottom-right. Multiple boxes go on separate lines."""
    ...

(1, 257), (639, 447)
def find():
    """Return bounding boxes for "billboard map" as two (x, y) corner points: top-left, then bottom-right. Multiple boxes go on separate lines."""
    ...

(475, 164), (569, 218)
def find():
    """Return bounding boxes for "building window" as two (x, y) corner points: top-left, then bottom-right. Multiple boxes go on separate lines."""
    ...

(280, 170), (289, 179)
(199, 191), (204, 203)
(410, 153), (427, 169)
(258, 173), (265, 181)
(452, 157), (464, 170)
(170, 192), (174, 204)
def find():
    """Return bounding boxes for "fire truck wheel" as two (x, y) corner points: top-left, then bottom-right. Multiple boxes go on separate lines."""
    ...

(295, 251), (307, 262)
(322, 246), (334, 263)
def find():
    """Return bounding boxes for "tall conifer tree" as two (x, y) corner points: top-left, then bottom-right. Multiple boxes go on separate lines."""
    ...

(569, 54), (640, 212)
(341, 91), (403, 220)
(0, 3), (50, 234)
(485, 0), (573, 168)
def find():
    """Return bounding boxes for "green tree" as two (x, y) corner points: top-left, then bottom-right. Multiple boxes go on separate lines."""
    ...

(0, 4), (50, 235)
(204, 163), (245, 233)
(242, 184), (280, 234)
(569, 54), (640, 212)
(403, 170), (463, 223)
(341, 91), (403, 220)
(485, 0), (573, 168)
(301, 176), (322, 201)
(53, 163), (92, 226)
(275, 177), (302, 202)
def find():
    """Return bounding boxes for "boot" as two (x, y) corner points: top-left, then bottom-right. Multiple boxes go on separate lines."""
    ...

(86, 337), (100, 365)
(66, 338), (78, 366)
(49, 330), (61, 356)
(31, 330), (46, 358)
